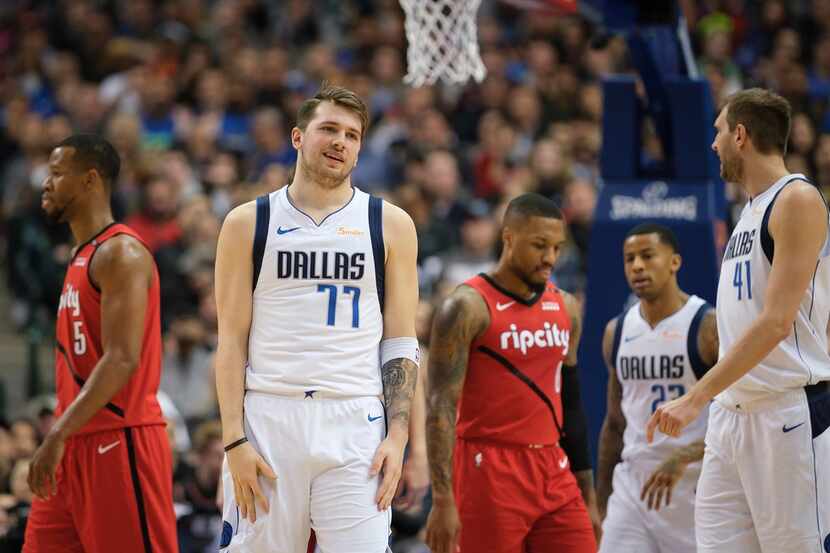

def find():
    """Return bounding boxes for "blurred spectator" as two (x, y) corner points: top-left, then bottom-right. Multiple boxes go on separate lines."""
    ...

(247, 107), (296, 181)
(160, 316), (216, 426)
(125, 174), (183, 253)
(9, 420), (37, 463)
(0, 458), (32, 550)
(438, 199), (499, 288)
(175, 420), (223, 553)
(530, 138), (572, 201)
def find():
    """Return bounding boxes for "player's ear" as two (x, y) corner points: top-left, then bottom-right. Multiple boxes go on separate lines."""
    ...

(671, 252), (682, 273)
(734, 123), (747, 149)
(501, 224), (513, 250)
(85, 168), (98, 191)
(291, 127), (303, 150)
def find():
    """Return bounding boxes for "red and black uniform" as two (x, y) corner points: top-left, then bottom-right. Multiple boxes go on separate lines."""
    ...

(454, 274), (596, 553)
(25, 223), (177, 553)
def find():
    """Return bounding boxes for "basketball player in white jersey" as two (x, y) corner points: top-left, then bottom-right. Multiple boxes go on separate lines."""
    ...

(214, 84), (419, 552)
(597, 223), (717, 553)
(647, 88), (830, 553)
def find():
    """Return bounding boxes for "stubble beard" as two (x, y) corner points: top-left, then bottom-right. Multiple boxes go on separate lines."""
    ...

(517, 267), (548, 294)
(299, 153), (352, 190)
(720, 149), (744, 184)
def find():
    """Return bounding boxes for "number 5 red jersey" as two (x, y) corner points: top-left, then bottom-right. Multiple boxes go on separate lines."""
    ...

(54, 223), (165, 434)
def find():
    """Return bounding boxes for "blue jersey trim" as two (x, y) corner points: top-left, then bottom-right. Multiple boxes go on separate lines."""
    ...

(760, 176), (813, 264)
(807, 382), (830, 439)
(610, 309), (627, 370)
(794, 323), (816, 385)
(285, 185), (356, 227)
(688, 303), (713, 381)
(807, 383), (830, 550)
(252, 194), (271, 292)
(368, 196), (385, 313)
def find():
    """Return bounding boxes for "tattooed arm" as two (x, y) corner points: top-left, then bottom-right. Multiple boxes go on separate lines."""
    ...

(596, 317), (625, 520)
(640, 440), (705, 510)
(370, 202), (420, 511)
(424, 286), (489, 553)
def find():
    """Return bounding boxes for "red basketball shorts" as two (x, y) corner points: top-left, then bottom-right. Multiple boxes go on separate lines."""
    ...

(24, 424), (177, 553)
(454, 438), (596, 553)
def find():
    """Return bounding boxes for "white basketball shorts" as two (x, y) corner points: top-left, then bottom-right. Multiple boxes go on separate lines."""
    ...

(599, 461), (698, 553)
(696, 386), (830, 553)
(219, 391), (392, 552)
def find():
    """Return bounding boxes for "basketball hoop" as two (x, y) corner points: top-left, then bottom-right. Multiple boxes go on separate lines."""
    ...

(400, 0), (487, 87)
(399, 0), (581, 88)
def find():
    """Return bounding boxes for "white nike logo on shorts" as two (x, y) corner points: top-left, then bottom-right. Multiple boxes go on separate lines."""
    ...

(98, 440), (120, 455)
(559, 457), (568, 469)
(496, 301), (515, 311)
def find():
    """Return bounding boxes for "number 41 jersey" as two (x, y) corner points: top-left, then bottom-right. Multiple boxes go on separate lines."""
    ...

(246, 186), (385, 398)
(716, 173), (830, 407)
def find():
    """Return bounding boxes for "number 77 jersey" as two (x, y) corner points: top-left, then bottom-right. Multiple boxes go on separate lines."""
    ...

(246, 187), (386, 398)
(716, 173), (830, 407)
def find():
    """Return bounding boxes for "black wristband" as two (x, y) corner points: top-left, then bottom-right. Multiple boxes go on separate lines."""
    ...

(224, 437), (248, 452)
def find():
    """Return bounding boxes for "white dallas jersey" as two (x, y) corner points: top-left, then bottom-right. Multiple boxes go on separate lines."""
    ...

(614, 295), (710, 469)
(246, 186), (385, 397)
(717, 173), (830, 406)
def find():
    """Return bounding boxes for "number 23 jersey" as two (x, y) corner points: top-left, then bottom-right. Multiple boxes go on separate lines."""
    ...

(613, 295), (710, 469)
(246, 186), (385, 397)
(716, 173), (830, 406)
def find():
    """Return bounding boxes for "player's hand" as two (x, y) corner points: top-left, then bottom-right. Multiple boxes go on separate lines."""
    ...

(370, 431), (406, 510)
(646, 392), (705, 442)
(425, 498), (462, 553)
(28, 433), (66, 499)
(640, 455), (688, 510)
(393, 448), (429, 511)
(226, 441), (277, 523)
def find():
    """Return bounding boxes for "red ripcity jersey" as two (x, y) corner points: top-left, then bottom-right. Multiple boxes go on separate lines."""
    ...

(457, 274), (571, 446)
(54, 223), (165, 434)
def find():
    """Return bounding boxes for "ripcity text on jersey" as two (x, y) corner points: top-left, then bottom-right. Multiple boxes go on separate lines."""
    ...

(459, 274), (571, 446)
(716, 173), (830, 406)
(55, 223), (165, 433)
(246, 186), (385, 397)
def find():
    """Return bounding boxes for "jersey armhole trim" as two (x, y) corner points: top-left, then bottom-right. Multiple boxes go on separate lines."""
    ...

(87, 231), (153, 294)
(760, 177), (813, 264)
(610, 312), (625, 370)
(252, 195), (271, 292)
(688, 303), (712, 380)
(70, 221), (118, 265)
(369, 196), (385, 313)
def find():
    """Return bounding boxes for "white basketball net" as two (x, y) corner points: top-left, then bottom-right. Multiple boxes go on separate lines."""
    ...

(400, 0), (487, 87)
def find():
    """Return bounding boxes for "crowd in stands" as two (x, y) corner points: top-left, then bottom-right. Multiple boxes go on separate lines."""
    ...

(1, 0), (830, 550)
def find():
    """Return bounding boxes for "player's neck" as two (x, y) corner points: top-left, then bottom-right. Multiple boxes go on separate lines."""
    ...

(69, 207), (114, 247)
(287, 174), (354, 223)
(740, 155), (790, 198)
(489, 266), (538, 301)
(639, 286), (688, 328)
